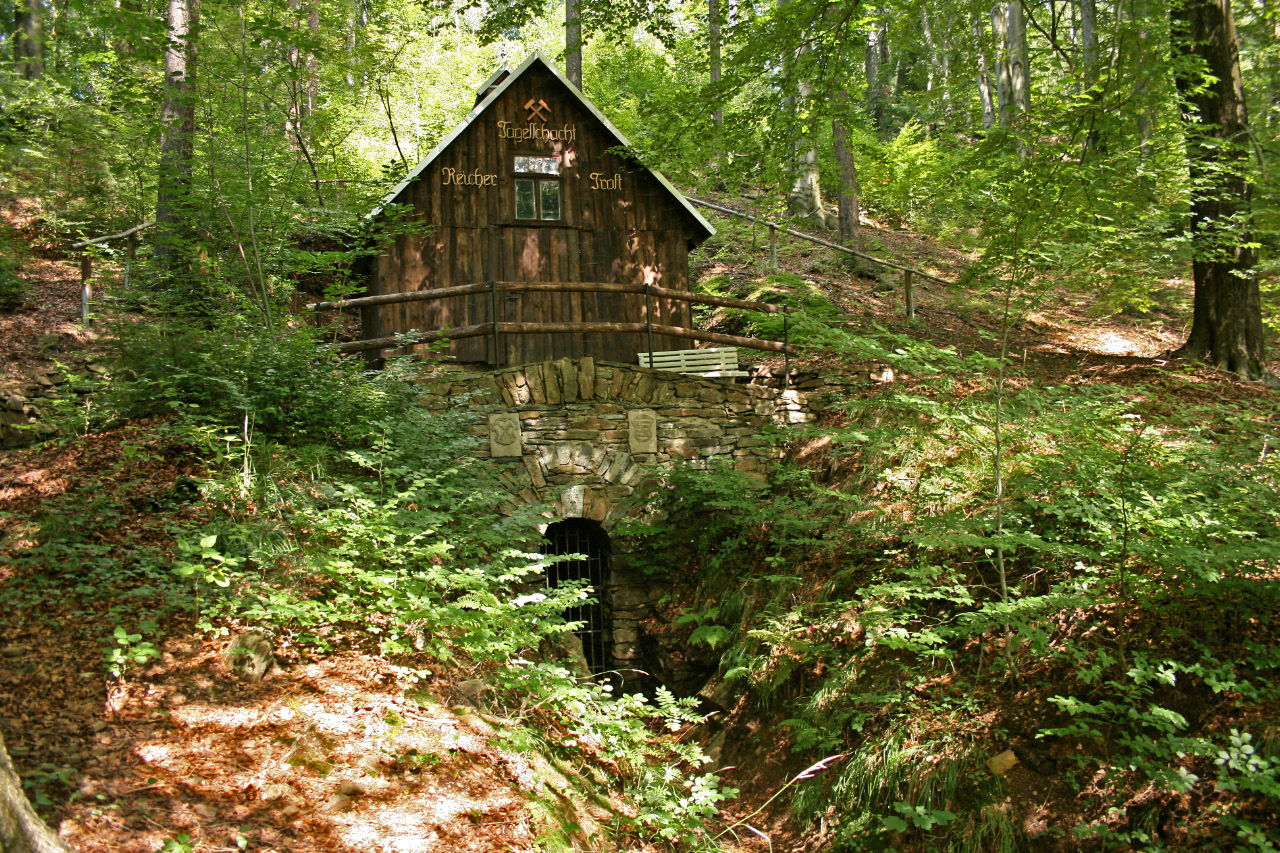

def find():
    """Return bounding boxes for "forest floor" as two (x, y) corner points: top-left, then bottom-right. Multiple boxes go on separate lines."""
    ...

(1, 198), (1277, 853)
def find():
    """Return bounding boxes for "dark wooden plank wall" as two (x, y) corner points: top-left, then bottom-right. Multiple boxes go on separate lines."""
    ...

(370, 63), (702, 366)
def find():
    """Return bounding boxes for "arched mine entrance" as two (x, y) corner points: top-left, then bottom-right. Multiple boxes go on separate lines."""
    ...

(542, 519), (612, 674)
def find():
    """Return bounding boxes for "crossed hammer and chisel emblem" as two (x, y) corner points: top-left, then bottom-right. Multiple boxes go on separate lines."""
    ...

(523, 98), (550, 122)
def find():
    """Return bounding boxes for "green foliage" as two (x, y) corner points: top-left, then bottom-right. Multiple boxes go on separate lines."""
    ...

(105, 320), (399, 442)
(0, 230), (29, 310)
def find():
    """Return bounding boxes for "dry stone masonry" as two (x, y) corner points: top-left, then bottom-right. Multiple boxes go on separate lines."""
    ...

(417, 356), (888, 684)
(418, 357), (819, 525)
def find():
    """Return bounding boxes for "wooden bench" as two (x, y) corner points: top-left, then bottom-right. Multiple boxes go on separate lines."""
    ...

(637, 346), (749, 378)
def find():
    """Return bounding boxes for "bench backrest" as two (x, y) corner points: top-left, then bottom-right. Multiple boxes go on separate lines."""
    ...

(637, 346), (740, 373)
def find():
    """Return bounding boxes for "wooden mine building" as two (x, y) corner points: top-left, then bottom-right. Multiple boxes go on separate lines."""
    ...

(362, 52), (716, 367)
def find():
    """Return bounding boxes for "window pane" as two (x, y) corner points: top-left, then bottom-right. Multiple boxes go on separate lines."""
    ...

(515, 179), (536, 219)
(514, 156), (559, 175)
(540, 181), (561, 220)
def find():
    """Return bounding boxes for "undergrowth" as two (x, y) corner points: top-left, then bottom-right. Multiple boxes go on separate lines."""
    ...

(629, 330), (1280, 851)
(6, 324), (735, 851)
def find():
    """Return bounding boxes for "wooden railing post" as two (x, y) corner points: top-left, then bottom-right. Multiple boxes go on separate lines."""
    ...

(125, 232), (138, 288)
(904, 269), (915, 319)
(783, 310), (790, 387)
(80, 252), (93, 325)
(644, 281), (655, 368)
(489, 279), (501, 368)
(769, 225), (778, 270)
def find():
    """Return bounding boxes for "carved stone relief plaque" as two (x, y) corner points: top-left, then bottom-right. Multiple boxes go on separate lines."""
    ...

(488, 412), (522, 458)
(628, 409), (658, 454)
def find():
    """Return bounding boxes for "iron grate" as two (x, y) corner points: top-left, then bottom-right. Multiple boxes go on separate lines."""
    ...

(542, 520), (611, 674)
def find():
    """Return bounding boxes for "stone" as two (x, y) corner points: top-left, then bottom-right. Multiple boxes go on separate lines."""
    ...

(522, 455), (546, 488)
(4, 396), (25, 412)
(193, 803), (218, 819)
(578, 356), (595, 398)
(356, 754), (382, 774)
(260, 783), (296, 803)
(559, 358), (579, 403)
(561, 485), (585, 517)
(628, 409), (658, 453)
(336, 779), (367, 796)
(488, 412), (522, 458)
(225, 630), (274, 682)
(1, 646), (24, 658)
(281, 804), (301, 818)
(986, 749), (1019, 776)
(322, 794), (353, 814)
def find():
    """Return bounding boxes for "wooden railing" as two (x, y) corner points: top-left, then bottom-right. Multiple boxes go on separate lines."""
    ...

(70, 221), (154, 324)
(308, 280), (797, 373)
(686, 197), (953, 319)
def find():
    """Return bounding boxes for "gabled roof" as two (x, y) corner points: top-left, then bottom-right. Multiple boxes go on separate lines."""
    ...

(369, 51), (715, 239)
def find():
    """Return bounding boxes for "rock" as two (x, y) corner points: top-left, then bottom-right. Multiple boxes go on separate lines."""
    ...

(193, 803), (218, 819)
(1, 646), (25, 658)
(355, 754), (382, 774)
(986, 749), (1019, 776)
(5, 395), (25, 412)
(86, 362), (109, 375)
(336, 779), (366, 796)
(225, 630), (274, 682)
(260, 783), (296, 803)
(90, 721), (108, 733)
(869, 366), (895, 383)
(35, 334), (62, 349)
(322, 794), (353, 814)
(281, 804), (301, 818)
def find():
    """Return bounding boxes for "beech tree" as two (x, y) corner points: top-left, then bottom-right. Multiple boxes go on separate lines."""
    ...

(0, 729), (71, 853)
(154, 0), (201, 281)
(1172, 0), (1268, 379)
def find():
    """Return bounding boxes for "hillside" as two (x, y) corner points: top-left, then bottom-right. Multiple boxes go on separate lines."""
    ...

(1, 194), (1279, 853)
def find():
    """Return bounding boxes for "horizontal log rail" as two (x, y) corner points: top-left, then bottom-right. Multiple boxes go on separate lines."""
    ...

(308, 281), (793, 315)
(70, 221), (155, 325)
(335, 322), (798, 356)
(685, 197), (951, 286)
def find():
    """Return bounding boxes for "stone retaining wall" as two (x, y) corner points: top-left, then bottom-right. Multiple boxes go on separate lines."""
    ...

(418, 356), (822, 679)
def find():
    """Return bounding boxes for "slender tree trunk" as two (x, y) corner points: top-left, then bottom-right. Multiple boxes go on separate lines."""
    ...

(0, 729), (73, 853)
(306, 3), (319, 116)
(565, 0), (582, 88)
(1007, 0), (1030, 114)
(154, 0), (200, 278)
(832, 111), (864, 251)
(865, 18), (888, 134)
(975, 13), (997, 129)
(709, 0), (722, 127)
(1129, 0), (1156, 153)
(921, 4), (952, 123)
(1172, 0), (1267, 379)
(991, 5), (1013, 125)
(13, 0), (44, 80)
(1080, 0), (1098, 85)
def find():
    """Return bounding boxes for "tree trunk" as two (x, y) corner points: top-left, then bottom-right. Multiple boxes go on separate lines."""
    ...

(975, 13), (997, 129)
(832, 113), (863, 251)
(786, 77), (823, 219)
(1079, 0), (1098, 84)
(865, 18), (888, 133)
(921, 4), (952, 123)
(0, 729), (73, 853)
(1006, 0), (1030, 114)
(991, 5), (1013, 125)
(13, 0), (44, 80)
(154, 0), (200, 278)
(1172, 0), (1267, 379)
(709, 0), (722, 127)
(565, 0), (582, 88)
